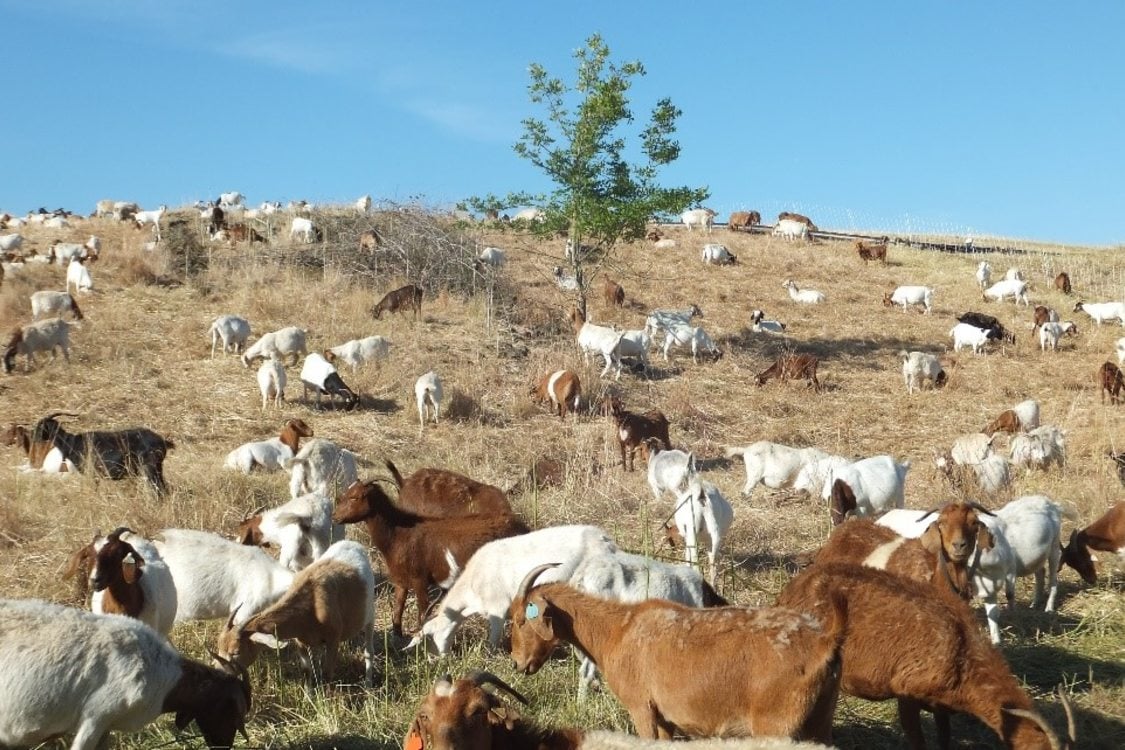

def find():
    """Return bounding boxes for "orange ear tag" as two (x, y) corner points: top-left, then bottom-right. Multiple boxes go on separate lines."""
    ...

(405, 728), (425, 750)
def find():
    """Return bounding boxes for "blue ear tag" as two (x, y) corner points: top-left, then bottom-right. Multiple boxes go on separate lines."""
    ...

(525, 602), (540, 620)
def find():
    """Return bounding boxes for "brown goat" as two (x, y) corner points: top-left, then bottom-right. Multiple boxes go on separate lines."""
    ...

(1032, 305), (1057, 332)
(381, 459), (517, 517)
(755, 353), (820, 392)
(1098, 361), (1124, 405)
(603, 396), (671, 471)
(778, 211), (818, 231)
(333, 486), (528, 637)
(728, 210), (760, 231)
(90, 527), (146, 619)
(2, 423), (69, 470)
(371, 284), (423, 320)
(983, 410), (1023, 436)
(645, 229), (663, 242)
(855, 240), (887, 264)
(226, 223), (265, 243)
(530, 369), (581, 418)
(1060, 501), (1125, 585)
(1054, 272), (1071, 295)
(602, 277), (625, 307)
(359, 228), (381, 251)
(777, 563), (1075, 750)
(508, 566), (845, 744)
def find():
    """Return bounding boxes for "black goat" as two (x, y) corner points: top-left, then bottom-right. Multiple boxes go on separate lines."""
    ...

(956, 311), (1016, 344)
(31, 412), (175, 494)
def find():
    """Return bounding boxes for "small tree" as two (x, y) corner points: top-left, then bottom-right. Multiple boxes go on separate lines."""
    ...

(466, 34), (708, 314)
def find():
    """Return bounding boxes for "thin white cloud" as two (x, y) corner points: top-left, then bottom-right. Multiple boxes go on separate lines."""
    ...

(219, 28), (359, 75)
(402, 98), (518, 143)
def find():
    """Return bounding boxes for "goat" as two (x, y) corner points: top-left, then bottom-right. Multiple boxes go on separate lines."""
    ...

(285, 437), (358, 498)
(1009, 425), (1066, 471)
(236, 491), (341, 572)
(1098, 361), (1124, 405)
(950, 322), (996, 353)
(1054, 272), (1072, 294)
(661, 322), (722, 364)
(209, 315), (251, 357)
(88, 527), (177, 637)
(781, 279), (825, 304)
(603, 277), (625, 306)
(749, 309), (786, 334)
(856, 240), (887, 264)
(645, 442), (696, 502)
(822, 456), (910, 524)
(240, 326), (307, 367)
(644, 305), (703, 338)
(665, 480), (733, 585)
(681, 207), (717, 233)
(377, 458), (517, 517)
(976, 261), (992, 291)
(701, 243), (737, 265)
(31, 412), (174, 494)
(727, 210), (760, 231)
(724, 442), (828, 498)
(300, 352), (360, 410)
(884, 285), (934, 314)
(777, 563), (1075, 750)
(1073, 300), (1125, 326)
(755, 352), (820, 391)
(570, 308), (625, 380)
(778, 211), (818, 231)
(3, 318), (71, 374)
(257, 358), (286, 410)
(1, 422), (74, 472)
(1061, 501), (1125, 584)
(372, 284), (424, 320)
(0, 599), (251, 750)
(224, 418), (312, 474)
(333, 488), (528, 637)
(478, 246), (505, 267)
(983, 400), (1040, 434)
(956, 311), (1016, 344)
(508, 565), (845, 744)
(325, 335), (390, 372)
(289, 216), (321, 242)
(603, 396), (670, 471)
(900, 350), (946, 393)
(773, 219), (809, 241)
(133, 205), (167, 240)
(983, 279), (1030, 305)
(530, 369), (581, 418)
(1038, 321), (1077, 351)
(407, 525), (620, 653)
(215, 540), (375, 685)
(1032, 305), (1059, 331)
(30, 291), (83, 321)
(416, 370), (443, 431)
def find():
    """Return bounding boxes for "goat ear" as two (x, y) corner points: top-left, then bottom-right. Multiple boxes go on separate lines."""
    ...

(977, 525), (996, 552)
(249, 632), (285, 649)
(121, 553), (144, 584)
(919, 523), (943, 555)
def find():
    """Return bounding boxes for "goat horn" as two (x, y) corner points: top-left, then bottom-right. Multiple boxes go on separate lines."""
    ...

(226, 604), (242, 632)
(40, 411), (79, 421)
(916, 506), (942, 523)
(1058, 685), (1076, 745)
(965, 500), (996, 516)
(244, 505), (267, 520)
(1001, 707), (1063, 750)
(516, 563), (560, 602)
(467, 670), (530, 705)
(107, 526), (133, 541)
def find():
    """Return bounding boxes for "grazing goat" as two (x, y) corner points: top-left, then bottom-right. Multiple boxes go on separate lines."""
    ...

(950, 322), (995, 353)
(603, 277), (625, 306)
(478, 246), (505, 267)
(88, 527), (178, 637)
(1073, 300), (1125, 326)
(1061, 501), (1125, 584)
(378, 458), (517, 517)
(1114, 337), (1125, 365)
(983, 279), (1030, 305)
(509, 565), (844, 744)
(701, 243), (737, 264)
(724, 442), (828, 498)
(956, 311), (1016, 344)
(216, 540), (375, 685)
(604, 396), (671, 471)
(333, 487), (528, 637)
(300, 352), (360, 410)
(289, 216), (321, 242)
(755, 352), (820, 391)
(777, 564), (1075, 750)
(645, 305), (703, 338)
(530, 369), (581, 418)
(1038, 321), (1077, 351)
(1054, 272), (1072, 294)
(407, 525), (620, 653)
(822, 455), (910, 523)
(31, 412), (174, 494)
(209, 315), (251, 357)
(661, 322), (722, 364)
(778, 211), (818, 230)
(781, 279), (825, 304)
(237, 491), (341, 572)
(1098, 361), (1124, 405)
(416, 370), (443, 430)
(3, 318), (71, 374)
(570, 308), (625, 379)
(856, 240), (887, 264)
(241, 326), (307, 367)
(224, 418), (313, 473)
(884, 285), (934, 314)
(257, 358), (286, 409)
(407, 673), (832, 750)
(30, 290), (83, 321)
(285, 437), (358, 497)
(322, 333), (391, 373)
(372, 284), (424, 320)
(773, 219), (809, 241)
(665, 480), (733, 585)
(645, 442), (696, 502)
(727, 210), (760, 231)
(984, 399), (1040, 434)
(1009, 425), (1066, 471)
(133, 205), (167, 240)
(1, 422), (73, 472)
(0, 599), (251, 750)
(900, 350), (946, 393)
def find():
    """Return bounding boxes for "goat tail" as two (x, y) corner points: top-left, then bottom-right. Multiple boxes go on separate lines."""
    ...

(700, 580), (729, 607)
(384, 459), (405, 489)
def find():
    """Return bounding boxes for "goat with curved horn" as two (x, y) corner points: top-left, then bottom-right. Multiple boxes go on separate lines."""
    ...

(466, 670), (530, 705)
(516, 563), (561, 601)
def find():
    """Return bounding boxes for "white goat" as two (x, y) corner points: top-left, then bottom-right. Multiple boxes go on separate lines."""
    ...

(1004, 267), (1025, 281)
(700, 243), (736, 264)
(724, 442), (829, 498)
(153, 528), (295, 625)
(885, 285), (934, 314)
(224, 418), (311, 474)
(950, 433), (997, 466)
(209, 315), (251, 357)
(1073, 300), (1125, 326)
(661, 322), (721, 364)
(0, 233), (23, 252)
(669, 480), (733, 584)
(646, 446), (697, 502)
(257, 358), (286, 409)
(290, 217), (318, 242)
(415, 370), (443, 431)
(1009, 425), (1065, 471)
(406, 525), (619, 653)
(240, 326), (307, 367)
(1116, 336), (1125, 365)
(0, 599), (250, 750)
(242, 491), (343, 572)
(653, 238), (677, 250)
(782, 279), (825, 304)
(66, 258), (93, 294)
(134, 205), (167, 240)
(950, 322), (992, 353)
(30, 291), (83, 321)
(219, 191), (244, 207)
(572, 310), (625, 380)
(681, 208), (716, 233)
(644, 305), (703, 338)
(478, 246), (506, 267)
(615, 329), (650, 371)
(772, 219), (808, 241)
(749, 309), (786, 334)
(983, 279), (1030, 305)
(3, 318), (71, 374)
(792, 455), (851, 496)
(822, 455), (910, 517)
(325, 335), (390, 372)
(285, 437), (359, 498)
(1038, 321), (1077, 351)
(976, 261), (992, 291)
(900, 350), (945, 393)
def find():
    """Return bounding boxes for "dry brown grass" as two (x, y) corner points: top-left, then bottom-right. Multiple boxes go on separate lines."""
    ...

(1, 214), (1123, 749)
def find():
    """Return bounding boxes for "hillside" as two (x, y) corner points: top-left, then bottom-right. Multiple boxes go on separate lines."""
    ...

(1, 209), (1123, 749)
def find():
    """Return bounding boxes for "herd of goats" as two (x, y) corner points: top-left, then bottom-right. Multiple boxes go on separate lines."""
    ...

(1, 202), (1125, 750)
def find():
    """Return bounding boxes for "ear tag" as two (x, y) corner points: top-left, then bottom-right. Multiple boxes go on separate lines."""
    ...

(405, 729), (424, 750)
(525, 602), (540, 620)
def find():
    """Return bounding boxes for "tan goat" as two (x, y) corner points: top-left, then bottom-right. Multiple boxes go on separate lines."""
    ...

(530, 369), (581, 419)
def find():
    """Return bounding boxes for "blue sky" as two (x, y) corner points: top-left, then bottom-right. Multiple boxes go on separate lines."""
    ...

(3, 1), (1123, 245)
